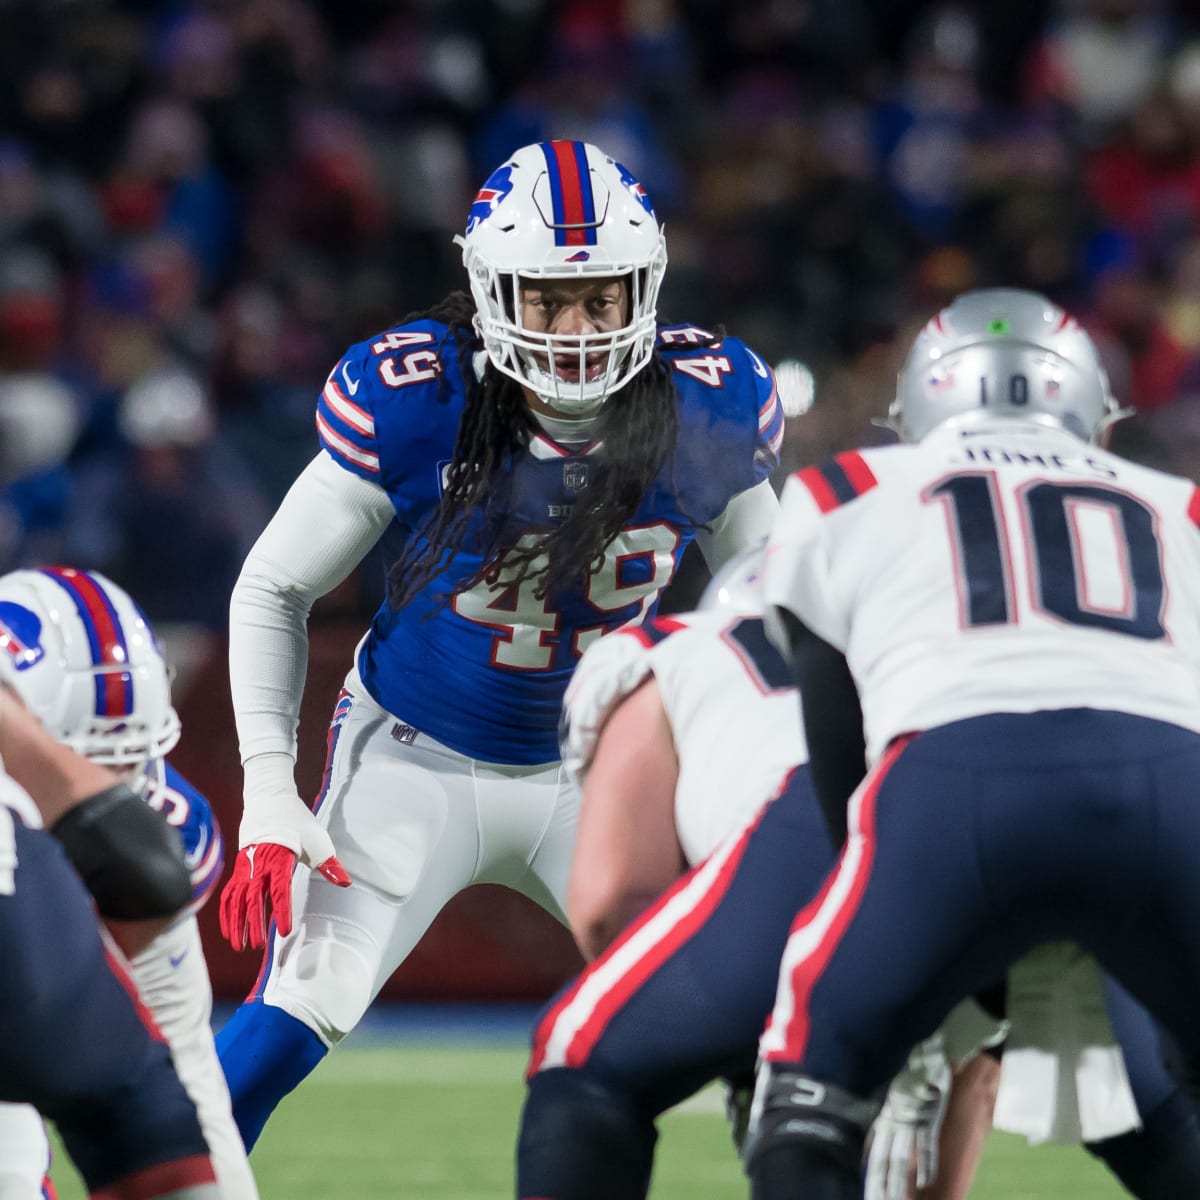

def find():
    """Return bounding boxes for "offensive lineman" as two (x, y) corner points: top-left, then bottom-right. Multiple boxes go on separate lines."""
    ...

(0, 567), (256, 1199)
(214, 139), (784, 1148)
(0, 681), (217, 1199)
(749, 288), (1200, 1198)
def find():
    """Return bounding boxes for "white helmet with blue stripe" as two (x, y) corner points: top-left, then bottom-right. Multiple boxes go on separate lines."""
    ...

(455, 140), (668, 416)
(0, 567), (180, 769)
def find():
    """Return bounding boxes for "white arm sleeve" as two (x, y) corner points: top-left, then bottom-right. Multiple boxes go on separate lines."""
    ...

(228, 451), (396, 764)
(693, 479), (779, 572)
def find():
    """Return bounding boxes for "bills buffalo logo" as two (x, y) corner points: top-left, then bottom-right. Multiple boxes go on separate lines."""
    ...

(611, 159), (655, 218)
(466, 163), (517, 234)
(0, 602), (46, 670)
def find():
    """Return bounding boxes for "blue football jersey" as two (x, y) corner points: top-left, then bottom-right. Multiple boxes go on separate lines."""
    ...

(316, 320), (784, 764)
(145, 763), (226, 914)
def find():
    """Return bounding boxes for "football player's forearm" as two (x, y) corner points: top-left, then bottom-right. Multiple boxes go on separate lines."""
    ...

(0, 688), (114, 825)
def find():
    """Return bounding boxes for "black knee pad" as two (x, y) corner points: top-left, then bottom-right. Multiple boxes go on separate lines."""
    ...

(743, 1068), (878, 1181)
(517, 1068), (657, 1200)
(1086, 1089), (1200, 1199)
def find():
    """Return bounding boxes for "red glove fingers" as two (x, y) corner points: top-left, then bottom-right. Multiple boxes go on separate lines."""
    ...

(218, 844), (352, 952)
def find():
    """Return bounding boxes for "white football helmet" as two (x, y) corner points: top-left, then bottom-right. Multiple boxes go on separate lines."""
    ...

(456, 140), (668, 416)
(888, 288), (1131, 444)
(0, 568), (180, 774)
(699, 542), (767, 617)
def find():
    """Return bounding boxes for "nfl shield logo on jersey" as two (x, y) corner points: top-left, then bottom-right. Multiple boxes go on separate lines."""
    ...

(563, 461), (589, 491)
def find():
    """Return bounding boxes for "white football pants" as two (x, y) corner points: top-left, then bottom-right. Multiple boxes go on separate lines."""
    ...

(256, 666), (578, 1047)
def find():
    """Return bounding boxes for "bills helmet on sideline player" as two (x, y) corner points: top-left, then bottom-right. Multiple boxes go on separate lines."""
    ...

(0, 568), (180, 783)
(888, 288), (1131, 445)
(456, 140), (668, 417)
(699, 541), (767, 616)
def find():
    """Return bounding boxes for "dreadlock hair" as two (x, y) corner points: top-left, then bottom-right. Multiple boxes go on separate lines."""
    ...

(388, 291), (702, 609)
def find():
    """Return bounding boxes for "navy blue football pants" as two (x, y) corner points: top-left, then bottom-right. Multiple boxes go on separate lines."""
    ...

(517, 766), (838, 1199)
(0, 814), (213, 1195)
(754, 709), (1200, 1197)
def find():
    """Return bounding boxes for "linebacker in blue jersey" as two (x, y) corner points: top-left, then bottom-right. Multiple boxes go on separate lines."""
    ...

(0, 568), (257, 1199)
(215, 139), (785, 1148)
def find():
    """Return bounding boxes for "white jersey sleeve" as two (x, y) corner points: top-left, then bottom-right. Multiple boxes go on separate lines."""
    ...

(228, 451), (396, 762)
(765, 425), (1200, 763)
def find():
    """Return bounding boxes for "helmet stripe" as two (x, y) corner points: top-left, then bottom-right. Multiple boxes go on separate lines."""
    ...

(40, 567), (133, 718)
(541, 140), (598, 247)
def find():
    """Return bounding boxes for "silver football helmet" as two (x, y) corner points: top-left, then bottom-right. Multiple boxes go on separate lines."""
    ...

(699, 542), (767, 617)
(888, 288), (1130, 444)
(0, 568), (180, 778)
(455, 140), (667, 417)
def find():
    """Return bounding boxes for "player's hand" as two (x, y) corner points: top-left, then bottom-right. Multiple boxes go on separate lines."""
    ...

(220, 843), (350, 950)
(865, 1047), (951, 1200)
(218, 754), (352, 951)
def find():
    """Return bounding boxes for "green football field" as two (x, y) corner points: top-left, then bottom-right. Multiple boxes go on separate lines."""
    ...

(50, 1040), (1127, 1198)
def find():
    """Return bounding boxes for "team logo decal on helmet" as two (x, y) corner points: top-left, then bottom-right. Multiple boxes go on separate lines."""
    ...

(612, 159), (656, 218)
(465, 163), (517, 235)
(0, 602), (45, 670)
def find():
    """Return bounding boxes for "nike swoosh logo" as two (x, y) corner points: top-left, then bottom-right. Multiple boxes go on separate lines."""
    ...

(169, 951), (188, 968)
(746, 348), (770, 379)
(341, 363), (360, 395)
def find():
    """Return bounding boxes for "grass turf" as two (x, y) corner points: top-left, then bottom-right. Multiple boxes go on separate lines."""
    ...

(49, 1043), (1127, 1198)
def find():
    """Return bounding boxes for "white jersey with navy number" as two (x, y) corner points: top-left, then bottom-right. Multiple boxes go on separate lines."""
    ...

(764, 420), (1200, 764)
(316, 322), (784, 765)
(568, 610), (806, 864)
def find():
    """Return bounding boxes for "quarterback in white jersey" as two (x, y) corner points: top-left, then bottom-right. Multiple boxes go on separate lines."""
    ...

(747, 289), (1200, 1200)
(0, 568), (256, 1200)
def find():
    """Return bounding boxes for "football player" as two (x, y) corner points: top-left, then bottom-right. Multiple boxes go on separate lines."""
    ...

(0, 683), (218, 1199)
(749, 289), (1200, 1198)
(214, 139), (785, 1148)
(0, 568), (257, 1199)
(517, 547), (1199, 1200)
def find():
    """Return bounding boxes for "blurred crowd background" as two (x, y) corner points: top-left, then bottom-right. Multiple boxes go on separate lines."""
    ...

(5, 0), (1200, 639)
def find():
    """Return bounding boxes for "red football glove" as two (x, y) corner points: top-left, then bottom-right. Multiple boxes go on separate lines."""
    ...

(219, 843), (351, 952)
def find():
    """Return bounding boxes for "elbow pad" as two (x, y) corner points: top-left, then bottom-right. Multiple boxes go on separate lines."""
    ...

(51, 784), (192, 920)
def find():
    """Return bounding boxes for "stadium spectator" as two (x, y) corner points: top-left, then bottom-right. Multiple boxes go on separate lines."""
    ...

(212, 137), (785, 1151)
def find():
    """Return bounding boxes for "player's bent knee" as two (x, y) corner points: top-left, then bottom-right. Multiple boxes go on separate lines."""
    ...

(743, 1069), (878, 1181)
(268, 919), (379, 1044)
(517, 1068), (656, 1200)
